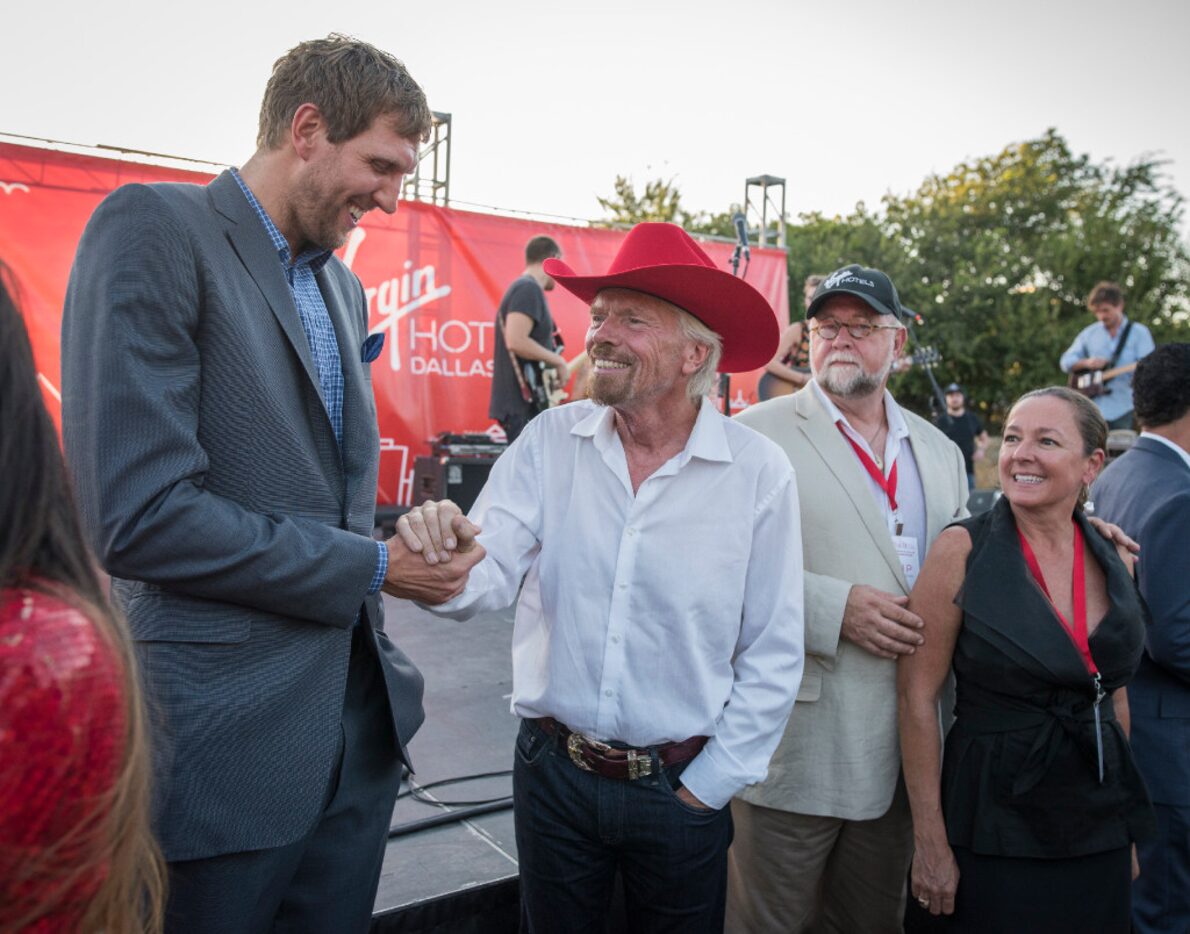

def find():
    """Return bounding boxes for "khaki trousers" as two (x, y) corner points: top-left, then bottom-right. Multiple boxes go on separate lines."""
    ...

(725, 779), (912, 934)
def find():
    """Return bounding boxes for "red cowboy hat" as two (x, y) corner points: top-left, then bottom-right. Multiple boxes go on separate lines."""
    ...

(543, 223), (779, 372)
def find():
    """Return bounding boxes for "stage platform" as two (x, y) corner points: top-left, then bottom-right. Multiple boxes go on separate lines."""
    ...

(372, 596), (522, 933)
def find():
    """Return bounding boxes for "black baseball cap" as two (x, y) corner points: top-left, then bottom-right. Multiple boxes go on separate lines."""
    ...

(944, 382), (964, 394)
(806, 264), (904, 321)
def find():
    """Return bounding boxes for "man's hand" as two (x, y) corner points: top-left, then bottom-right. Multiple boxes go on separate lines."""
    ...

(395, 500), (481, 565)
(1077, 356), (1110, 371)
(381, 532), (485, 605)
(676, 786), (713, 811)
(552, 357), (569, 384)
(1087, 516), (1140, 555)
(841, 584), (924, 660)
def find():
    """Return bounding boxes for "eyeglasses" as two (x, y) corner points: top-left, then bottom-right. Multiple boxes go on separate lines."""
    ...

(809, 319), (902, 341)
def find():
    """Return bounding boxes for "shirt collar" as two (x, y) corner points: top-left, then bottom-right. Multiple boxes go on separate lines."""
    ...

(1139, 431), (1190, 471)
(811, 379), (909, 441)
(230, 167), (333, 273)
(570, 397), (733, 465)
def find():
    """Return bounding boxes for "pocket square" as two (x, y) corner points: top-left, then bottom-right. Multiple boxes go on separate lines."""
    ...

(361, 333), (385, 364)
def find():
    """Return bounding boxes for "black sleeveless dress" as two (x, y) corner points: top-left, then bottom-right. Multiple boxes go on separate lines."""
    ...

(938, 498), (1153, 932)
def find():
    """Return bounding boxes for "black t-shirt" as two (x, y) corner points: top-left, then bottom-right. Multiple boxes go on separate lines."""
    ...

(936, 409), (984, 473)
(489, 275), (556, 421)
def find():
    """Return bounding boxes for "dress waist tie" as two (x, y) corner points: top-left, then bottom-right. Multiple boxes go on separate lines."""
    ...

(954, 695), (1114, 796)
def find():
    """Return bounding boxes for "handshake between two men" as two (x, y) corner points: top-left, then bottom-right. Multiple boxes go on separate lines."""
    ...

(381, 501), (484, 605)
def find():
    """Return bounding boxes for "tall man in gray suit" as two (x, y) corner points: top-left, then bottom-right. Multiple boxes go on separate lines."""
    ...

(1092, 343), (1190, 934)
(61, 36), (483, 933)
(726, 265), (969, 932)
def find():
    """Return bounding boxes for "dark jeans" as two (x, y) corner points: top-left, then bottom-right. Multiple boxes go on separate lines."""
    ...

(513, 718), (733, 934)
(499, 410), (533, 443)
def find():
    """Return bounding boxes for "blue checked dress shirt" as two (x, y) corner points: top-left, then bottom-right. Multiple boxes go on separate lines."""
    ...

(232, 170), (387, 595)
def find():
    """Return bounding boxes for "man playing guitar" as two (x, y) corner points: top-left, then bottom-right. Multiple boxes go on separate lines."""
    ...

(490, 236), (570, 441)
(1060, 280), (1155, 430)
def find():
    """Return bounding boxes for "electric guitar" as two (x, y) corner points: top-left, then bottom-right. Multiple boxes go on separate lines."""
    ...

(522, 358), (569, 412)
(1068, 362), (1138, 398)
(891, 346), (942, 374)
(756, 366), (811, 401)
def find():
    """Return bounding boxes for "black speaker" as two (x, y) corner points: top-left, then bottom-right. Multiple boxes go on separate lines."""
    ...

(411, 456), (496, 513)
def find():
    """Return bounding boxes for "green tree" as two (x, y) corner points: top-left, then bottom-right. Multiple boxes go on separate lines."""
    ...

(596, 132), (1189, 425)
(595, 175), (688, 226)
(593, 175), (737, 238)
(880, 129), (1188, 421)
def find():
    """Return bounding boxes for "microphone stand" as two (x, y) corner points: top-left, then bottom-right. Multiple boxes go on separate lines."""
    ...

(720, 239), (748, 416)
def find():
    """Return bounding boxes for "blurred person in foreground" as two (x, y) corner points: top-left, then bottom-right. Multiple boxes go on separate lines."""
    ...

(1091, 343), (1190, 934)
(0, 265), (165, 932)
(899, 386), (1153, 932)
(396, 223), (806, 932)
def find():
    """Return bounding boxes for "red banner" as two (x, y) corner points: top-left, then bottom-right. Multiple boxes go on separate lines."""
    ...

(0, 141), (790, 505)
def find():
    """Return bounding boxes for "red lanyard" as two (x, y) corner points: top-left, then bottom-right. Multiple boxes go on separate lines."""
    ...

(837, 423), (898, 513)
(1018, 520), (1097, 675)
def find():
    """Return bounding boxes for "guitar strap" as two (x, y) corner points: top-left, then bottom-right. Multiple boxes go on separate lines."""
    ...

(1107, 320), (1134, 370)
(500, 306), (535, 405)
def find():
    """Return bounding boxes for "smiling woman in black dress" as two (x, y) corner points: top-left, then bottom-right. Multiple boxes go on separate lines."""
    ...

(898, 387), (1153, 932)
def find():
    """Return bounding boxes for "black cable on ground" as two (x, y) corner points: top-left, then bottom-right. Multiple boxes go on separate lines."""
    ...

(386, 799), (514, 839)
(386, 769), (515, 838)
(396, 769), (513, 807)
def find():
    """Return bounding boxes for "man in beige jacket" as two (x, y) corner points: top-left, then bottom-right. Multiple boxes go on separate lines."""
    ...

(727, 265), (968, 932)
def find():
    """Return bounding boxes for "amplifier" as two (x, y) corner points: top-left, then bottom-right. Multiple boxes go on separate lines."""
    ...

(411, 456), (496, 513)
(430, 432), (506, 459)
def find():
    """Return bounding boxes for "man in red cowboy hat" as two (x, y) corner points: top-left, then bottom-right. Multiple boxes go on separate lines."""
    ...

(395, 222), (806, 932)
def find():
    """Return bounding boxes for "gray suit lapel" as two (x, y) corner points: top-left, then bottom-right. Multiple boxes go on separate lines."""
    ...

(207, 172), (327, 414)
(905, 417), (956, 546)
(794, 390), (908, 589)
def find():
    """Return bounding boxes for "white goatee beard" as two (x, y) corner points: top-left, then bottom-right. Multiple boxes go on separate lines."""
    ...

(814, 349), (894, 398)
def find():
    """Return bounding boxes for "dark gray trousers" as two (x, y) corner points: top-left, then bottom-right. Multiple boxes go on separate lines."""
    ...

(165, 624), (401, 934)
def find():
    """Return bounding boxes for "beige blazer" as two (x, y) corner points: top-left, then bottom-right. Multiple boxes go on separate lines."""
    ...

(735, 386), (968, 820)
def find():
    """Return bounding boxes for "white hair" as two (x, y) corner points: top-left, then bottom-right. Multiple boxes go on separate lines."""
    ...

(676, 309), (723, 402)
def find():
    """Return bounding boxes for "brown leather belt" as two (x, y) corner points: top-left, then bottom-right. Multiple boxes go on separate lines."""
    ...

(535, 717), (707, 781)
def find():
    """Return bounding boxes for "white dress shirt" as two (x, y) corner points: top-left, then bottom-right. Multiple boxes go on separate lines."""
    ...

(811, 380), (927, 563)
(429, 397), (805, 809)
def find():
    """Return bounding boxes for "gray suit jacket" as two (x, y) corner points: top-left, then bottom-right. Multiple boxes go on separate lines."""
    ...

(61, 171), (424, 861)
(734, 386), (967, 819)
(1092, 436), (1190, 806)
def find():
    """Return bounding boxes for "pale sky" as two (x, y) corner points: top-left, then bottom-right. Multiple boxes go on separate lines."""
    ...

(5, 0), (1188, 231)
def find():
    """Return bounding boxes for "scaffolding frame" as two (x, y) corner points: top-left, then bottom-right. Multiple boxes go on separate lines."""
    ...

(743, 174), (786, 249)
(402, 111), (452, 206)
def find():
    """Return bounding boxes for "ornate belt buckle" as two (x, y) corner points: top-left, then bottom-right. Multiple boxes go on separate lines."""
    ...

(626, 749), (653, 780)
(567, 732), (594, 771)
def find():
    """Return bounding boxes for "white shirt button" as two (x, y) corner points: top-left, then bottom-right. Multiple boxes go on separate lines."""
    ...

(604, 689), (613, 697)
